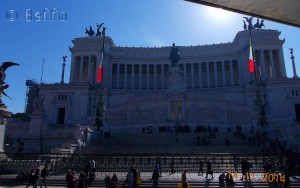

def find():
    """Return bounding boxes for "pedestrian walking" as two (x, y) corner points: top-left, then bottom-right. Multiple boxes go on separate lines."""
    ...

(78, 171), (86, 188)
(181, 170), (188, 188)
(198, 160), (204, 176)
(127, 170), (134, 188)
(26, 169), (35, 188)
(33, 169), (40, 188)
(66, 170), (72, 188)
(205, 160), (213, 179)
(151, 169), (159, 188)
(40, 165), (48, 188)
(170, 159), (176, 174)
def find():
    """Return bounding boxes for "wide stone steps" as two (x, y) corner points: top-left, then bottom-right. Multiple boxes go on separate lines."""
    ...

(88, 131), (260, 154)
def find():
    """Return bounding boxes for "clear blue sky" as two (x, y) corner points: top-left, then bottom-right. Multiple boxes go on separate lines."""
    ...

(1, 0), (300, 114)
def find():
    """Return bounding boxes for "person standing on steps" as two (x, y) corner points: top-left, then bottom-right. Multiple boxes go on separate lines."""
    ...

(205, 160), (213, 179)
(40, 164), (48, 188)
(170, 159), (176, 174)
(198, 160), (204, 176)
(181, 170), (188, 188)
(151, 168), (159, 188)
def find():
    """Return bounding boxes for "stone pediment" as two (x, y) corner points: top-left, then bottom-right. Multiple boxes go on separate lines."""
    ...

(70, 36), (114, 51)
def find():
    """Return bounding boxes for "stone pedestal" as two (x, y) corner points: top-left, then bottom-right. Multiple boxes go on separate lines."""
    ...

(166, 66), (186, 122)
(166, 66), (184, 92)
(0, 106), (12, 153)
(28, 113), (47, 137)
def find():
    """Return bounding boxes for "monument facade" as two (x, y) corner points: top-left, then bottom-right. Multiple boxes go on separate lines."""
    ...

(4, 27), (300, 153)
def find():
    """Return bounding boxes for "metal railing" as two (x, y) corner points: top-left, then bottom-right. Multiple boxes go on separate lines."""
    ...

(1, 152), (299, 179)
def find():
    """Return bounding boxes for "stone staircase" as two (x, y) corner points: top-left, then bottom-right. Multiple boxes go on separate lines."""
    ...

(85, 130), (261, 154)
(51, 143), (79, 154)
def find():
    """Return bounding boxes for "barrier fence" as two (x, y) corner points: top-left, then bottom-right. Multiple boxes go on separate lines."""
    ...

(0, 152), (299, 179)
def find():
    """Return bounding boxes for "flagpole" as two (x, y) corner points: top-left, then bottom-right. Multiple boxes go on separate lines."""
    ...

(95, 30), (106, 138)
(245, 17), (268, 129)
(248, 22), (257, 80)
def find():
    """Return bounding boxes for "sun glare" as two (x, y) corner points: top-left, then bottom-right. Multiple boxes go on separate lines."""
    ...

(206, 6), (232, 20)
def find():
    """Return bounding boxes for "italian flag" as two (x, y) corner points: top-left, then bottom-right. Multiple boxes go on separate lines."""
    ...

(97, 49), (104, 83)
(248, 40), (255, 73)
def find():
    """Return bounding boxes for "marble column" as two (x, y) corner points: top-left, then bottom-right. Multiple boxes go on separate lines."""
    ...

(131, 64), (134, 90)
(191, 63), (195, 89)
(79, 56), (84, 83)
(88, 56), (93, 83)
(124, 64), (127, 89)
(198, 63), (202, 88)
(161, 64), (165, 89)
(259, 50), (267, 80)
(110, 63), (114, 89)
(70, 55), (76, 83)
(222, 61), (226, 86)
(154, 64), (157, 89)
(206, 62), (210, 88)
(146, 64), (149, 89)
(183, 64), (187, 89)
(214, 61), (218, 87)
(116, 63), (120, 89)
(229, 61), (234, 86)
(269, 50), (276, 78)
(139, 64), (142, 89)
(94, 55), (99, 83)
(278, 48), (287, 77)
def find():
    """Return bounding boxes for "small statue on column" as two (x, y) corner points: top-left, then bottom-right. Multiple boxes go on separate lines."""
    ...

(289, 48), (298, 78)
(60, 56), (67, 84)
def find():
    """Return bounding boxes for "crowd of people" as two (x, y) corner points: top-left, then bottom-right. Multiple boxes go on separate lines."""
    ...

(14, 155), (297, 188)
(18, 164), (48, 188)
(64, 159), (96, 188)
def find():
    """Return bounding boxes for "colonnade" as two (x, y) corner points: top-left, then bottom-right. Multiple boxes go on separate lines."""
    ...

(111, 60), (240, 90)
(69, 48), (285, 87)
(70, 55), (99, 83)
(254, 49), (285, 79)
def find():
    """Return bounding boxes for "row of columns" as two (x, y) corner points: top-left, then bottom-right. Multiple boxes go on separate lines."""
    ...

(70, 55), (100, 83)
(69, 49), (285, 87)
(111, 60), (239, 90)
(255, 49), (284, 79)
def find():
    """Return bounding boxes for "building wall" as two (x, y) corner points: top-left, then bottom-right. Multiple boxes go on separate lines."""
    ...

(6, 28), (300, 153)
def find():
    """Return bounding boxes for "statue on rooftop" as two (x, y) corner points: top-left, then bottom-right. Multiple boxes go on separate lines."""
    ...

(243, 16), (254, 30)
(85, 26), (95, 36)
(244, 17), (265, 30)
(254, 18), (265, 29)
(96, 23), (104, 36)
(169, 43), (180, 67)
(102, 27), (106, 36)
(0, 61), (19, 106)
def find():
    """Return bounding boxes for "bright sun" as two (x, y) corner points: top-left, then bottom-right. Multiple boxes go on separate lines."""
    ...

(206, 6), (232, 20)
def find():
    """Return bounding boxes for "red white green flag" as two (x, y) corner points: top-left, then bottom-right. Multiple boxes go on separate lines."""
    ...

(97, 49), (103, 83)
(248, 41), (255, 73)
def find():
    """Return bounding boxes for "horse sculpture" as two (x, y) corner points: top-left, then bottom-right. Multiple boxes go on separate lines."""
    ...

(254, 19), (265, 29)
(169, 43), (180, 67)
(85, 26), (95, 36)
